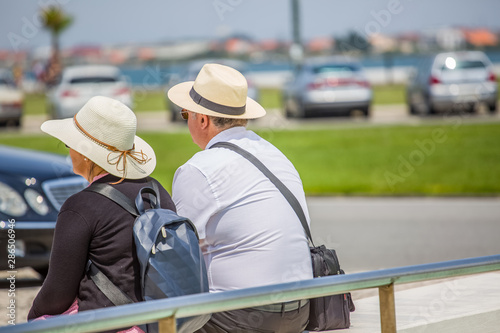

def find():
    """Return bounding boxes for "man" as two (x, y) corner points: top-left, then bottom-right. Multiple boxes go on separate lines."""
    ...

(168, 63), (313, 333)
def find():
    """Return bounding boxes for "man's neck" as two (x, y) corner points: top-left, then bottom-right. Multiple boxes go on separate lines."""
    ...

(202, 125), (247, 150)
(199, 124), (222, 150)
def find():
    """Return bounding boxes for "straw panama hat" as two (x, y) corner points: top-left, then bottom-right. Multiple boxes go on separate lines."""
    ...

(167, 63), (266, 119)
(41, 96), (156, 180)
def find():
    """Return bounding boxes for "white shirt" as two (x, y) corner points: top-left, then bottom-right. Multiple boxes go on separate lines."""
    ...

(173, 127), (313, 292)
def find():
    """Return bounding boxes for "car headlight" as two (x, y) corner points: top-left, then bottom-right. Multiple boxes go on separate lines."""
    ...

(24, 188), (50, 216)
(0, 181), (27, 217)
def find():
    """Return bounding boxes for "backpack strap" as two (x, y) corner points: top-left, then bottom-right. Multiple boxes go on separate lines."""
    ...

(85, 182), (140, 217)
(86, 260), (134, 306)
(135, 186), (161, 214)
(210, 141), (315, 247)
(87, 181), (161, 215)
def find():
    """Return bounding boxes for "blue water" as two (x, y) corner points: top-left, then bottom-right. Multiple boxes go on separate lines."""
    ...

(121, 50), (500, 87)
(20, 50), (500, 87)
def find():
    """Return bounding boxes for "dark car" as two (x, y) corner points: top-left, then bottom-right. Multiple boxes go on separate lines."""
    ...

(0, 145), (88, 277)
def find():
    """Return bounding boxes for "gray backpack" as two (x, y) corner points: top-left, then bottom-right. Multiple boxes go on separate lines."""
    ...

(86, 183), (210, 333)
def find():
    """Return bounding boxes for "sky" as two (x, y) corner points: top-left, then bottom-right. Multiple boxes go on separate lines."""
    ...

(1, 0), (500, 52)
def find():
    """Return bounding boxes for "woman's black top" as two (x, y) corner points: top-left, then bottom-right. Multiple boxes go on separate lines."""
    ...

(28, 174), (176, 320)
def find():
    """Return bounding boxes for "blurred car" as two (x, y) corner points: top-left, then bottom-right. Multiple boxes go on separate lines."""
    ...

(283, 58), (372, 118)
(406, 51), (498, 115)
(165, 59), (260, 122)
(0, 145), (88, 277)
(0, 69), (23, 127)
(47, 65), (133, 119)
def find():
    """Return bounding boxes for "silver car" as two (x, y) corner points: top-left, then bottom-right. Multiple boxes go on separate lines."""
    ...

(47, 65), (133, 119)
(0, 69), (23, 127)
(406, 51), (498, 115)
(283, 58), (372, 118)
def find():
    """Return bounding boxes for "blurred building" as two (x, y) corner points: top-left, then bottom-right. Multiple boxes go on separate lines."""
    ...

(306, 37), (335, 54)
(463, 28), (498, 47)
(370, 33), (398, 53)
(435, 27), (466, 50)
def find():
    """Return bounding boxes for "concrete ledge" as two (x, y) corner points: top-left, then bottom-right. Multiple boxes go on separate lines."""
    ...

(345, 272), (500, 333)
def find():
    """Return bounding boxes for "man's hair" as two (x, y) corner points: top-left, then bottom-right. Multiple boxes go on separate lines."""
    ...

(209, 115), (248, 129)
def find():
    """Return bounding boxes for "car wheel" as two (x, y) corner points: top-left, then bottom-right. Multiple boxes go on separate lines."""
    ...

(466, 103), (476, 114)
(3, 119), (20, 127)
(425, 101), (437, 115)
(296, 100), (307, 118)
(170, 109), (178, 122)
(409, 103), (418, 115)
(284, 97), (299, 118)
(361, 106), (370, 117)
(299, 107), (308, 118)
(52, 105), (61, 119)
(488, 102), (497, 114)
(168, 100), (181, 122)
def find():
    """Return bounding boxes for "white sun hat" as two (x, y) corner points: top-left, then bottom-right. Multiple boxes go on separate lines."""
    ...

(41, 96), (156, 180)
(167, 63), (266, 119)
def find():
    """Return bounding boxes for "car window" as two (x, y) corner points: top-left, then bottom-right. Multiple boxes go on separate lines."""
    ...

(312, 65), (359, 77)
(0, 76), (15, 86)
(441, 59), (486, 71)
(69, 76), (118, 84)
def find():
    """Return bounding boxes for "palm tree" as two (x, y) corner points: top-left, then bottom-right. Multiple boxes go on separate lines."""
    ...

(40, 6), (73, 86)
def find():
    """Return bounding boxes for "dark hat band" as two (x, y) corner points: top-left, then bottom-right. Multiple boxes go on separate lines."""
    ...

(189, 87), (246, 116)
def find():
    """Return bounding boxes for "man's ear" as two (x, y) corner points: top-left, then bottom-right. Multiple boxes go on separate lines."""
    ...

(200, 114), (209, 129)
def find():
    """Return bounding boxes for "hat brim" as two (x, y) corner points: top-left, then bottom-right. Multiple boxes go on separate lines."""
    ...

(167, 81), (266, 119)
(41, 118), (156, 180)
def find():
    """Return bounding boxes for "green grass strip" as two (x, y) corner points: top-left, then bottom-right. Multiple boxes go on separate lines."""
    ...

(2, 121), (499, 196)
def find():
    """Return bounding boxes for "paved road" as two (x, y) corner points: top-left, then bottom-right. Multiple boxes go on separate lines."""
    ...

(307, 197), (500, 272)
(1, 196), (499, 325)
(8, 104), (500, 135)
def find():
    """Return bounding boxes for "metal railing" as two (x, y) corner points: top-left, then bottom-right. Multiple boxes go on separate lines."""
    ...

(3, 254), (500, 333)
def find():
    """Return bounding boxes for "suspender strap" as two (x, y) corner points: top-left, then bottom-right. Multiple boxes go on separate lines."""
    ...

(210, 142), (315, 246)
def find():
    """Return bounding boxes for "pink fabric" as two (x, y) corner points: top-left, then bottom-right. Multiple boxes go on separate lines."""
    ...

(33, 299), (79, 320)
(90, 172), (110, 185)
(34, 300), (144, 332)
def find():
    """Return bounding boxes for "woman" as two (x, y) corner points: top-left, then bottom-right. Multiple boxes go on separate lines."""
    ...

(28, 96), (175, 332)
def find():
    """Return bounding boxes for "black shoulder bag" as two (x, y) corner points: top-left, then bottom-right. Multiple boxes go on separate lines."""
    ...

(211, 142), (354, 331)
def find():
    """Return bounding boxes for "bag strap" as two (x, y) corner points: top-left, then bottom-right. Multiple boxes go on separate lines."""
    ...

(210, 141), (315, 246)
(86, 260), (134, 306)
(85, 182), (140, 217)
(85, 180), (161, 217)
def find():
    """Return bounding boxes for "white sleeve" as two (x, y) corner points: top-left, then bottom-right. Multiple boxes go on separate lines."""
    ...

(172, 164), (217, 240)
